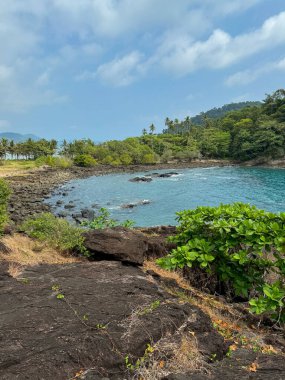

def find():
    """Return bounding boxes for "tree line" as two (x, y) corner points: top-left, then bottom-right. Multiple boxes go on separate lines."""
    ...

(0, 138), (57, 160)
(1, 89), (284, 166)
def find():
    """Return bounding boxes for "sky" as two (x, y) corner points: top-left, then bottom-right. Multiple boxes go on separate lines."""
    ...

(0, 0), (285, 141)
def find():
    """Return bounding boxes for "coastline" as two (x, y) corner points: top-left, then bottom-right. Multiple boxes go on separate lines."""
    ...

(6, 158), (285, 224)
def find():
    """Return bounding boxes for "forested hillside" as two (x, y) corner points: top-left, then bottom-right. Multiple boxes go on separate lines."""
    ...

(163, 101), (261, 132)
(0, 89), (284, 165)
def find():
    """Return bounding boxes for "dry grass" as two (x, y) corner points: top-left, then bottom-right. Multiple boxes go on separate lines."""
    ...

(144, 260), (246, 323)
(143, 260), (284, 356)
(132, 332), (209, 380)
(0, 233), (81, 277)
(0, 160), (39, 177)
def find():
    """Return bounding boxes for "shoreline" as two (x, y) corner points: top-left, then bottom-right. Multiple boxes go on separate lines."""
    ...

(6, 159), (285, 224)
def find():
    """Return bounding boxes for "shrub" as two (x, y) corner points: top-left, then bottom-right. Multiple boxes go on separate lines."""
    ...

(141, 153), (157, 164)
(157, 203), (285, 323)
(0, 179), (10, 233)
(21, 213), (88, 255)
(73, 154), (97, 167)
(82, 207), (135, 229)
(120, 153), (133, 165)
(35, 156), (73, 168)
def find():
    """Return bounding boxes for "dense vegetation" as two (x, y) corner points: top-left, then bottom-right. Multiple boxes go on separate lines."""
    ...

(0, 89), (284, 166)
(164, 100), (261, 128)
(157, 203), (285, 323)
(0, 179), (10, 233)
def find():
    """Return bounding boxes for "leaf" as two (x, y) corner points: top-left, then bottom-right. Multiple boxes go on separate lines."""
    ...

(248, 362), (259, 372)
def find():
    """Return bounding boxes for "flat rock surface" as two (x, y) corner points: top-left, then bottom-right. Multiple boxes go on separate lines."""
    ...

(0, 261), (225, 380)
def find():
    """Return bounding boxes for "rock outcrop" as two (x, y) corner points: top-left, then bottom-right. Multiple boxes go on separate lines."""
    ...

(83, 226), (176, 265)
(0, 261), (225, 380)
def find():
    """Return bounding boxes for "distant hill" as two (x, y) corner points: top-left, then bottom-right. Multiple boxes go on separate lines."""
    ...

(190, 101), (262, 125)
(0, 132), (40, 142)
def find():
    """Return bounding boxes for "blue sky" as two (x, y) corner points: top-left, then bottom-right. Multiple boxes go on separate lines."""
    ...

(0, 0), (285, 141)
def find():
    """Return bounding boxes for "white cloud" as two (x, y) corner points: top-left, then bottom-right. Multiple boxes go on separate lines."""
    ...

(155, 11), (285, 76)
(0, 0), (276, 104)
(96, 51), (145, 86)
(226, 56), (285, 86)
(47, 0), (263, 38)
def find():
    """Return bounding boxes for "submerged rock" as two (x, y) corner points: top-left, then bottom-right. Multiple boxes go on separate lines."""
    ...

(129, 176), (152, 182)
(158, 171), (179, 178)
(64, 204), (75, 209)
(120, 199), (151, 209)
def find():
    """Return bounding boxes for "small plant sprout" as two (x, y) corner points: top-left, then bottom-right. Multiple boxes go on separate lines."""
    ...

(51, 284), (65, 300)
(138, 300), (161, 316)
(52, 284), (60, 292)
(96, 323), (106, 329)
(82, 207), (135, 229)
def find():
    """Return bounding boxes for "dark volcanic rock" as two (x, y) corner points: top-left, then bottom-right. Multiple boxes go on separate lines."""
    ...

(121, 199), (151, 209)
(158, 172), (179, 178)
(81, 208), (95, 220)
(163, 349), (285, 379)
(121, 203), (136, 209)
(64, 203), (75, 209)
(57, 211), (68, 217)
(83, 226), (175, 264)
(149, 171), (179, 178)
(0, 261), (226, 380)
(129, 176), (152, 182)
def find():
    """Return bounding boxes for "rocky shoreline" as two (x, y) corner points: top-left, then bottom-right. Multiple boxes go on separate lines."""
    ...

(6, 160), (232, 224)
(6, 158), (285, 224)
(2, 161), (285, 379)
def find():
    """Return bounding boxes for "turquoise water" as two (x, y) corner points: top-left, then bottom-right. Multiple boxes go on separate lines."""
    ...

(47, 167), (285, 227)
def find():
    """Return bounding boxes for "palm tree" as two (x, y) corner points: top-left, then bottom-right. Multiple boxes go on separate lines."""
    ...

(149, 124), (156, 135)
(8, 140), (15, 159)
(1, 138), (8, 159)
(142, 128), (148, 136)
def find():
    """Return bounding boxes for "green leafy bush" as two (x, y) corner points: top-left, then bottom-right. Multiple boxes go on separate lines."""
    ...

(0, 179), (10, 233)
(21, 213), (88, 255)
(82, 207), (135, 229)
(157, 203), (285, 323)
(35, 156), (73, 168)
(73, 154), (97, 167)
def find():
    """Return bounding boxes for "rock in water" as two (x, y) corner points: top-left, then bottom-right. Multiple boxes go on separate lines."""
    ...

(129, 176), (152, 182)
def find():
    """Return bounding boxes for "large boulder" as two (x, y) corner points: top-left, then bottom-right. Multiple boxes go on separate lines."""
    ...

(83, 226), (176, 265)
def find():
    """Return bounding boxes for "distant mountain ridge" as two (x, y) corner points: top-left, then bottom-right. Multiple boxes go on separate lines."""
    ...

(0, 132), (40, 142)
